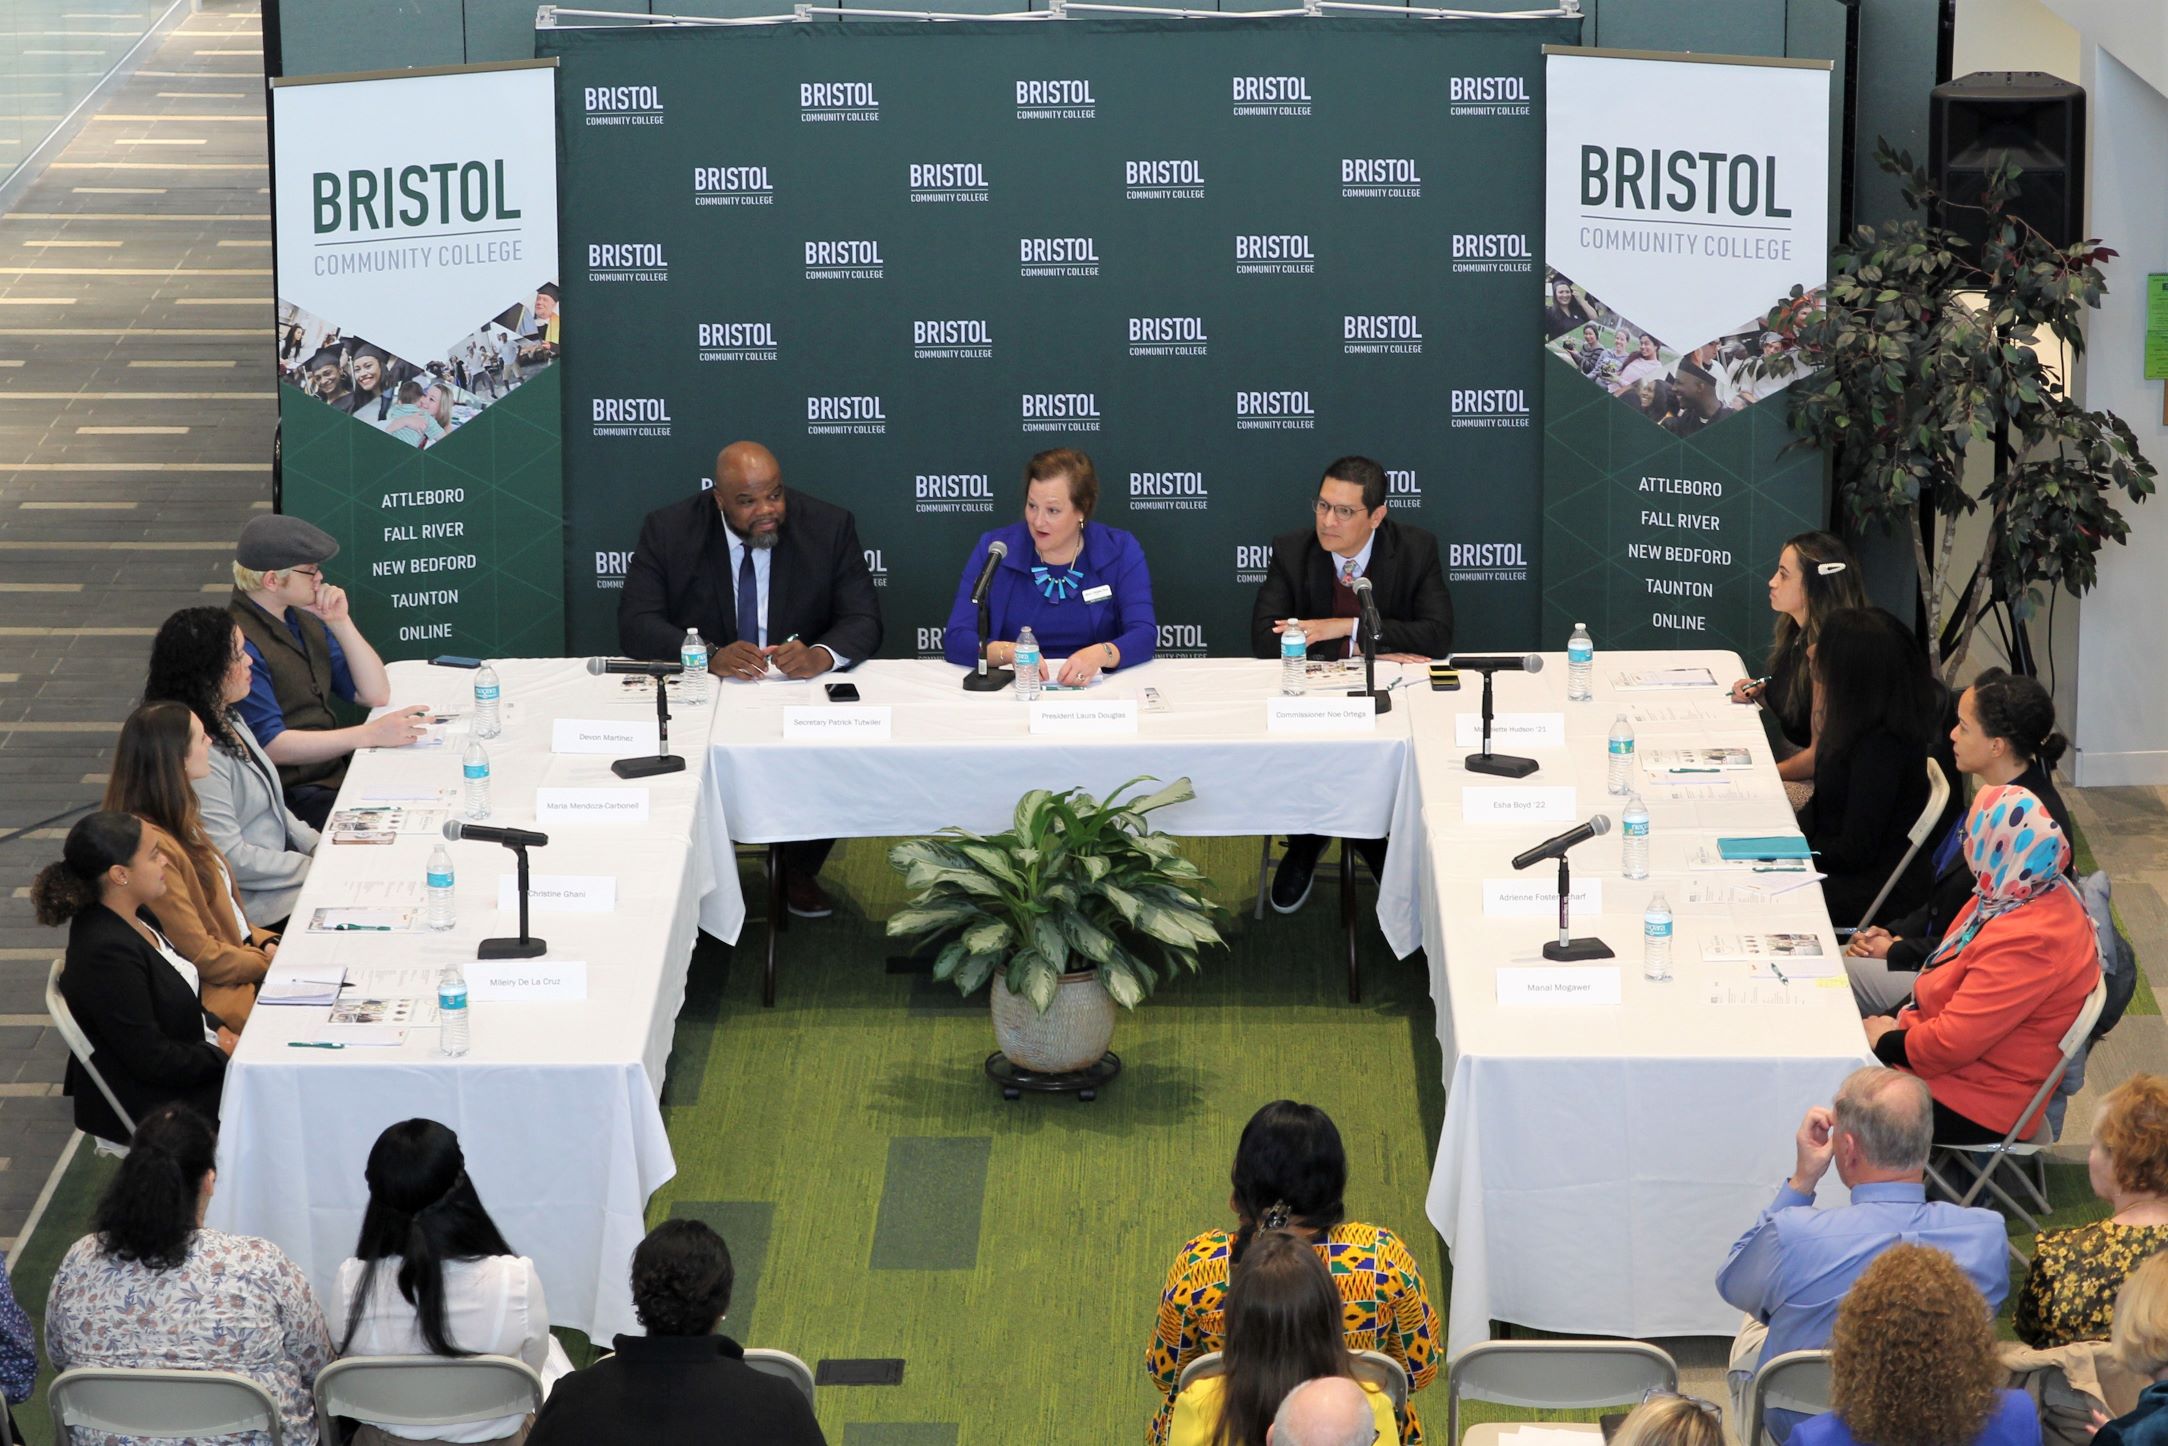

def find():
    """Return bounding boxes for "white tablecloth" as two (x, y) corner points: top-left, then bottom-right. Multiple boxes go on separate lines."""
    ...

(699, 657), (1430, 942)
(1391, 652), (1873, 1356)
(207, 659), (724, 1339)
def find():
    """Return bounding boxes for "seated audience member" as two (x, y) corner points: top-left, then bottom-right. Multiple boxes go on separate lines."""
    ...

(337, 1119), (570, 1445)
(2014, 1075), (2168, 1348)
(147, 606), (320, 931)
(33, 811), (232, 1143)
(0, 1259), (33, 1423)
(44, 1104), (334, 1444)
(1718, 1068), (2006, 1433)
(1167, 1231), (1401, 1446)
(1864, 785), (2101, 1145)
(228, 514), (431, 829)
(1609, 1395), (1726, 1446)
(1791, 1245), (2039, 1446)
(1730, 532), (1868, 784)
(1848, 667), (2072, 1012)
(106, 701), (275, 1030)
(2094, 1251), (2168, 1446)
(1147, 1101), (1439, 1446)
(526, 1219), (824, 1446)
(1798, 607), (1945, 927)
(1271, 1376), (1396, 1446)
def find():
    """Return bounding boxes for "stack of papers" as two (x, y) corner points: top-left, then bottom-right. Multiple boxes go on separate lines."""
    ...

(326, 806), (449, 845)
(306, 907), (418, 934)
(1643, 746), (1752, 774)
(257, 967), (346, 1006)
(1612, 666), (1719, 690)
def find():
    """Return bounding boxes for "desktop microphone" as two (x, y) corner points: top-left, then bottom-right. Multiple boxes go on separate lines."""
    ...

(1349, 575), (1384, 636)
(443, 819), (550, 848)
(968, 540), (1008, 606)
(1510, 814), (1611, 871)
(1447, 653), (1545, 673)
(586, 657), (681, 679)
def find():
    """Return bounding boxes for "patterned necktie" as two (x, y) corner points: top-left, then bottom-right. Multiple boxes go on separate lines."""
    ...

(1342, 559), (1359, 585)
(736, 545), (760, 646)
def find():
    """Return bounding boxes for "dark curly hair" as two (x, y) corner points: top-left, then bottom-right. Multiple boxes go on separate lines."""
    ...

(1831, 1245), (2004, 1446)
(1228, 1101), (1347, 1264)
(631, 1218), (732, 1337)
(144, 606), (246, 756)
(1967, 667), (2068, 769)
(91, 1103), (217, 1272)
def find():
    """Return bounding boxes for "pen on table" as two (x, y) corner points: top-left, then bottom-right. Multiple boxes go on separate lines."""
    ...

(1767, 960), (1789, 984)
(330, 924), (392, 932)
(287, 1041), (344, 1050)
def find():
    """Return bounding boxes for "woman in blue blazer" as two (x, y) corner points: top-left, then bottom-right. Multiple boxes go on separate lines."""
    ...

(944, 448), (1156, 685)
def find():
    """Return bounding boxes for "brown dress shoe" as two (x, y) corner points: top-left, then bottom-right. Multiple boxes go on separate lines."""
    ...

(784, 871), (834, 919)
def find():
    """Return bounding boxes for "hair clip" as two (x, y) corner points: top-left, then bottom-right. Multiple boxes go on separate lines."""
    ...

(1261, 1201), (1293, 1230)
(1816, 562), (1848, 576)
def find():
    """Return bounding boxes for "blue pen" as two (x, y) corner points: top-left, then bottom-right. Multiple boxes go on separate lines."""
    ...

(287, 1041), (344, 1050)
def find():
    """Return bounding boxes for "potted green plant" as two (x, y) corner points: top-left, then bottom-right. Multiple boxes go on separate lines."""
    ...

(886, 775), (1224, 1075)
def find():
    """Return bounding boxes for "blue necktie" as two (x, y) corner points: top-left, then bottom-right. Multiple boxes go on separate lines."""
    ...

(735, 546), (760, 646)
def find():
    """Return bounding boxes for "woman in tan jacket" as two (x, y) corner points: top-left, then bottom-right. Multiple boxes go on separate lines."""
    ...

(104, 701), (276, 1029)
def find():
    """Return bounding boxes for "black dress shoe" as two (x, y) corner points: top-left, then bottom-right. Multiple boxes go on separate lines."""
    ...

(1270, 846), (1319, 914)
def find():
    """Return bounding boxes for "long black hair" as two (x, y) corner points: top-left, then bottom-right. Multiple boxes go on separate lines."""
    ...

(340, 1119), (515, 1357)
(92, 1103), (217, 1272)
(144, 606), (245, 755)
(1228, 1100), (1347, 1264)
(1968, 668), (2068, 769)
(1766, 530), (1867, 728)
(31, 810), (143, 927)
(1811, 607), (1944, 766)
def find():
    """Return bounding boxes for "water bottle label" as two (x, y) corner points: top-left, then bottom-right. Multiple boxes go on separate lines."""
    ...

(475, 684), (500, 701)
(439, 986), (468, 1010)
(463, 763), (488, 780)
(1645, 919), (1673, 940)
(427, 869), (453, 888)
(1609, 738), (1633, 755)
(1568, 643), (1593, 662)
(1624, 818), (1649, 837)
(682, 649), (705, 667)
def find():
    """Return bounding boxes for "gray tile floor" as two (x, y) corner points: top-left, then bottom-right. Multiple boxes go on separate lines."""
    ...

(0, 0), (270, 1247)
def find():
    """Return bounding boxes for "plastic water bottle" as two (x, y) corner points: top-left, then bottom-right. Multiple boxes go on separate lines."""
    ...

(1621, 792), (1651, 879)
(1013, 627), (1042, 703)
(1567, 622), (1594, 702)
(472, 662), (501, 739)
(437, 964), (470, 1056)
(1643, 892), (1674, 982)
(425, 844), (455, 932)
(462, 741), (491, 820)
(679, 627), (709, 704)
(1607, 714), (1635, 795)
(1280, 620), (1308, 696)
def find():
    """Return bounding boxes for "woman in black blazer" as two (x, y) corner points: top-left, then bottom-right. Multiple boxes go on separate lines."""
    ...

(33, 811), (232, 1145)
(1797, 608), (1947, 931)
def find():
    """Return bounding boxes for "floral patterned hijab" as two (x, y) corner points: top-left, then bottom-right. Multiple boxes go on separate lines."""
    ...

(1922, 783), (2073, 969)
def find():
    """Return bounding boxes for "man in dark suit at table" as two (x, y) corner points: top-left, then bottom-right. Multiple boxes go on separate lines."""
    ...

(1248, 455), (1454, 914)
(620, 439), (883, 918)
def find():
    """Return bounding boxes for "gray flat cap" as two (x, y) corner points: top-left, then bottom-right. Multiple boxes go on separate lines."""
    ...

(236, 514), (339, 570)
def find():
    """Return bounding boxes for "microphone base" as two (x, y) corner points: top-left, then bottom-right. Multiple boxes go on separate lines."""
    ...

(1542, 936), (1615, 963)
(1466, 752), (1539, 779)
(962, 666), (1015, 694)
(1346, 687), (1393, 715)
(612, 754), (685, 780)
(477, 934), (548, 961)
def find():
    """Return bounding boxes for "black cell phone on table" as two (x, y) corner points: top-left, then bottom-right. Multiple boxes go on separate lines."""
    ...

(825, 682), (861, 702)
(429, 655), (484, 669)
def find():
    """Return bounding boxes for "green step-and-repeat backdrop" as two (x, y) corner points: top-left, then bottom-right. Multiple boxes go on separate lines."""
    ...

(542, 16), (1579, 660)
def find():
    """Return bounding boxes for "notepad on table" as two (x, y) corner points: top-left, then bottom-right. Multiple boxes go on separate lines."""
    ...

(256, 967), (347, 1006)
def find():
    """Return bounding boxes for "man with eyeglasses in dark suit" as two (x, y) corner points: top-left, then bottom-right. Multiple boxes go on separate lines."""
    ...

(1248, 456), (1454, 913)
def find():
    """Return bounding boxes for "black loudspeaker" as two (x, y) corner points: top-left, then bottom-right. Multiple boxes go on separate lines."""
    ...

(1928, 71), (2086, 252)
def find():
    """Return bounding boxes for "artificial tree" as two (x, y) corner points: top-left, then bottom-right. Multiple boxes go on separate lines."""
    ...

(1755, 141), (2155, 682)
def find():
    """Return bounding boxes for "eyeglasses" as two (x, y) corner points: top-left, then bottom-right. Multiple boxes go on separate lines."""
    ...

(1313, 499), (1366, 523)
(289, 566), (323, 580)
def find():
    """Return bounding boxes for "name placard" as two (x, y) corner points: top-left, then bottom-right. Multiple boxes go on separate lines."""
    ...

(468, 959), (588, 1002)
(782, 705), (894, 741)
(1497, 965), (1623, 1006)
(551, 718), (660, 755)
(1453, 712), (1566, 749)
(1482, 878), (1604, 918)
(497, 874), (617, 913)
(535, 787), (651, 825)
(1462, 786), (1578, 823)
(1267, 697), (1377, 733)
(1029, 699), (1138, 736)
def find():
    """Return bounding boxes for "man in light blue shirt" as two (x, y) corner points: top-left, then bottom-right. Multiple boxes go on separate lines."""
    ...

(1719, 1066), (2008, 1436)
